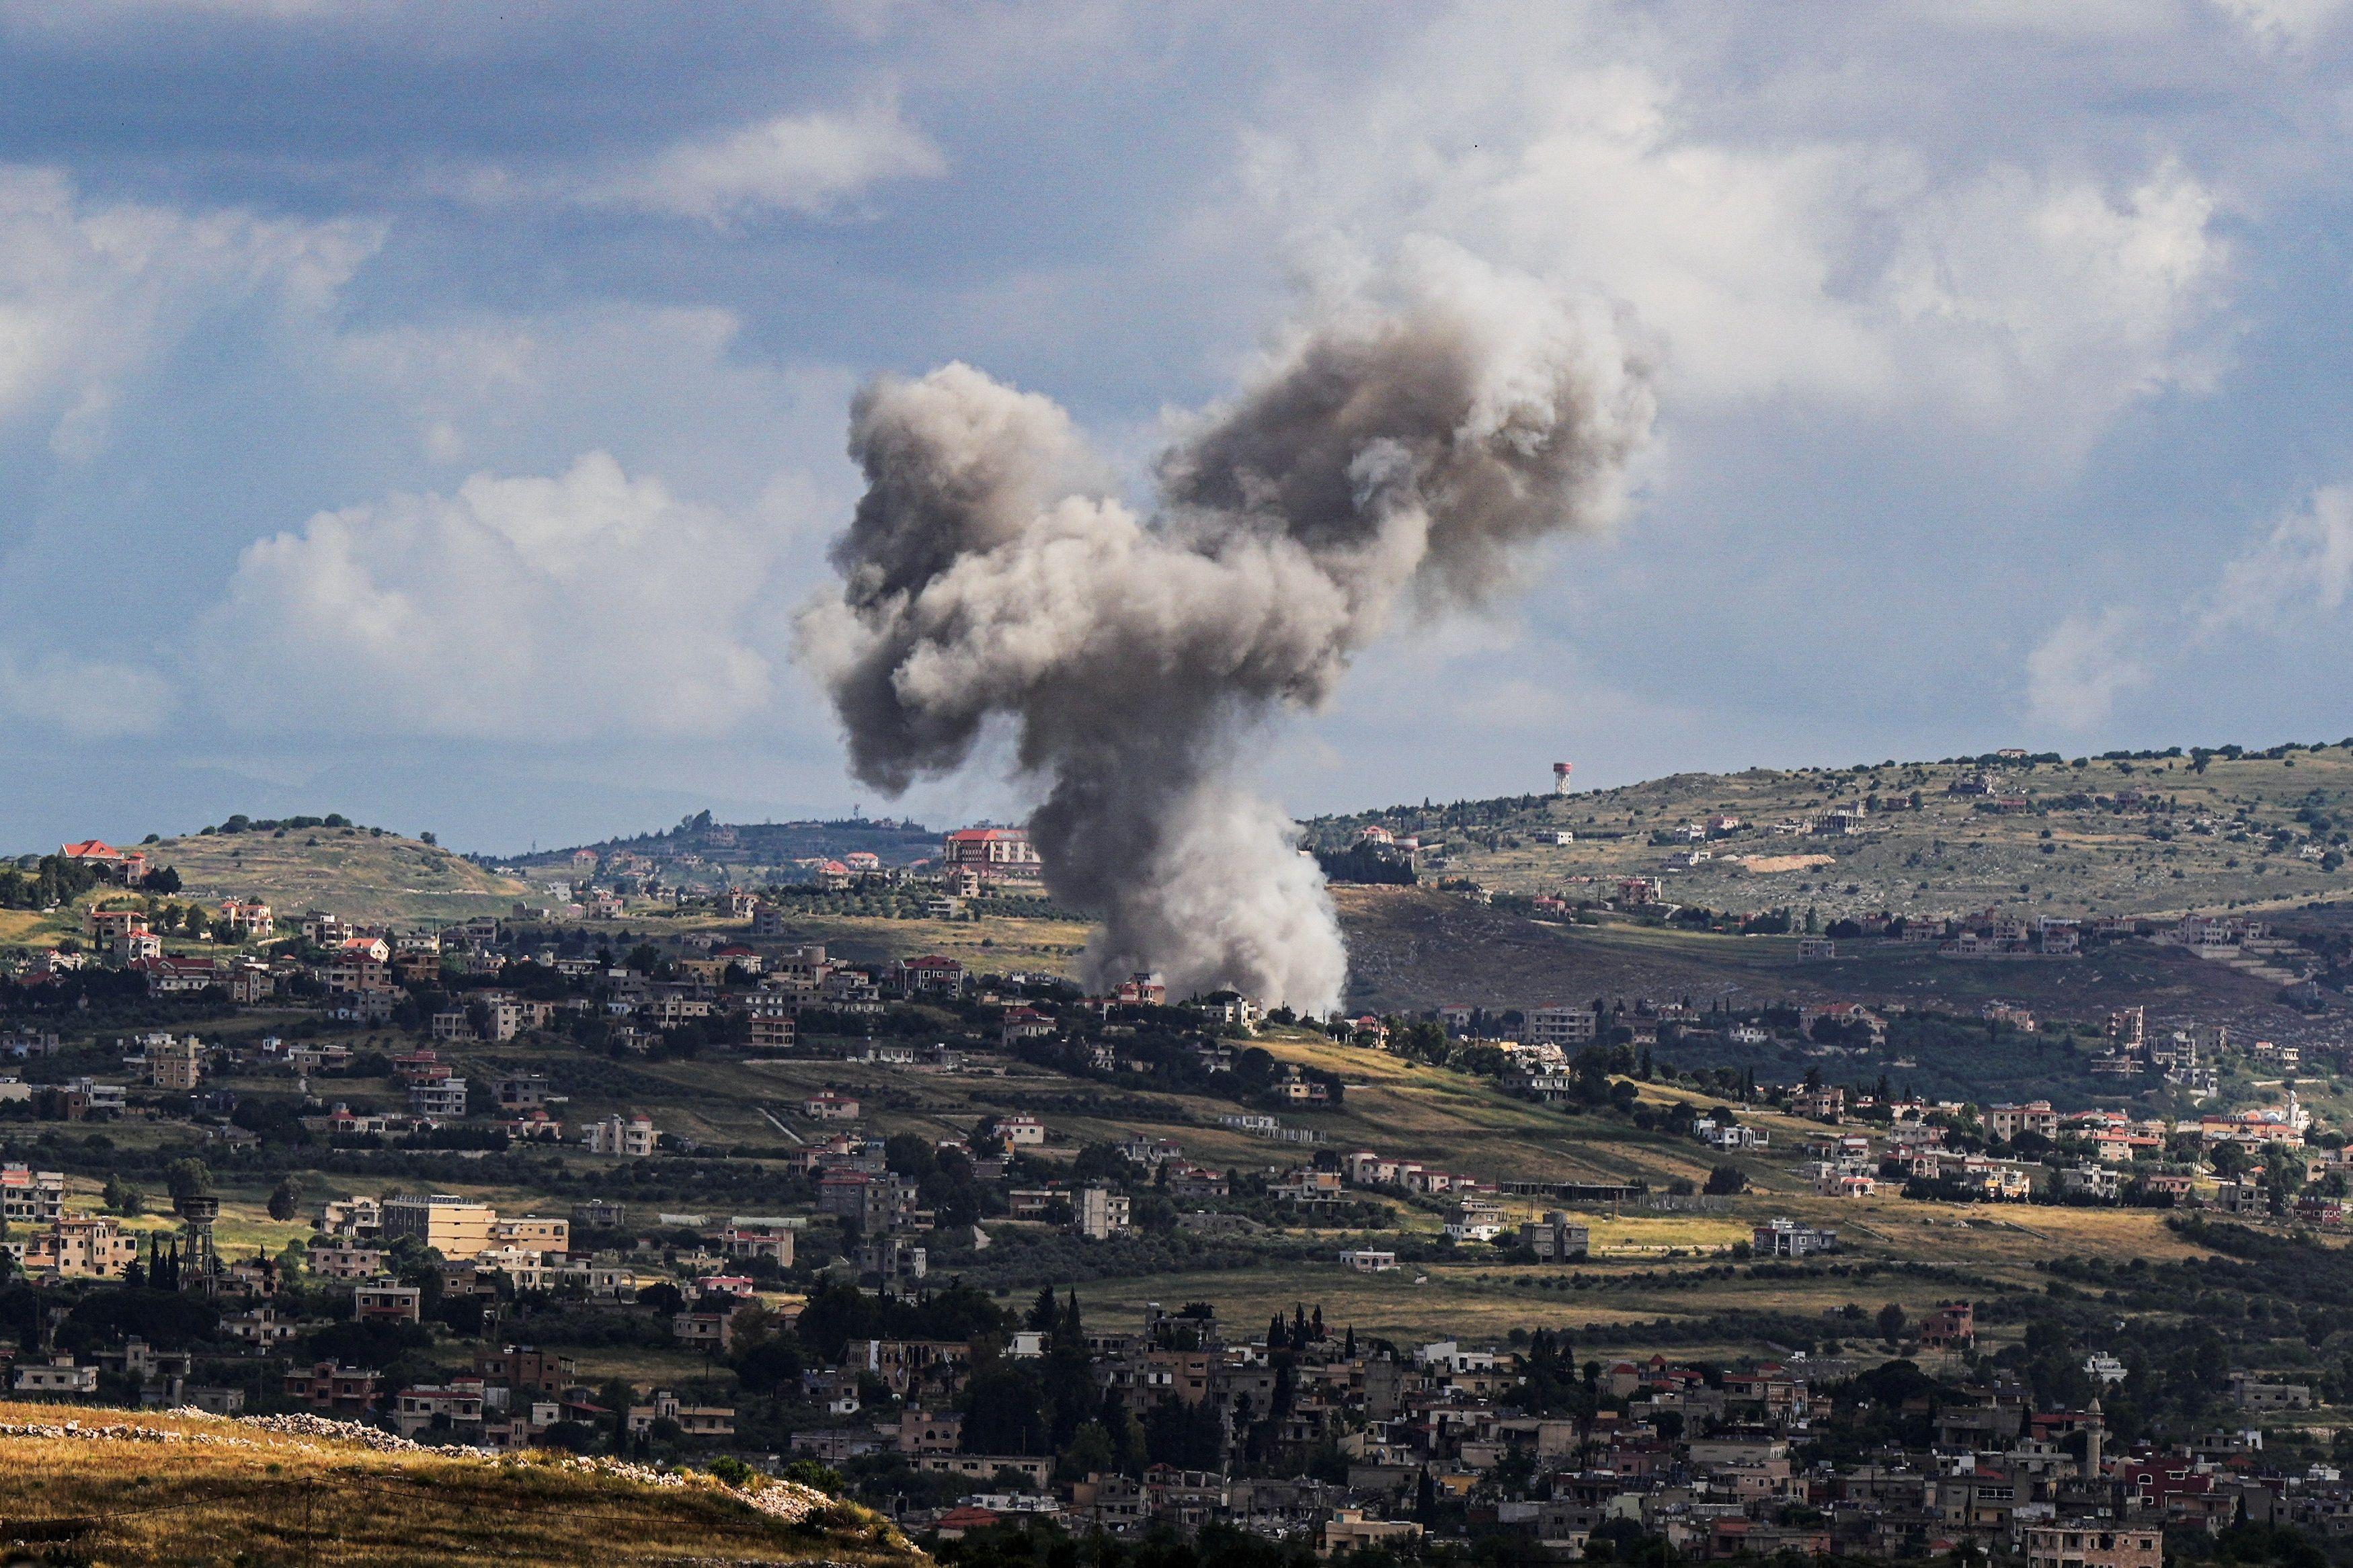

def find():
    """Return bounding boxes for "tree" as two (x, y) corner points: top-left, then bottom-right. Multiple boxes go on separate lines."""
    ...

(1878, 1302), (1907, 1347)
(163, 1158), (213, 1205)
(1704, 1165), (1747, 1196)
(267, 1176), (304, 1223)
(103, 1175), (145, 1216)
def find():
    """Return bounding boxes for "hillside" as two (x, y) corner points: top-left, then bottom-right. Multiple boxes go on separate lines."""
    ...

(1312, 740), (2353, 923)
(503, 812), (941, 888)
(146, 825), (534, 925)
(0, 1403), (912, 1566)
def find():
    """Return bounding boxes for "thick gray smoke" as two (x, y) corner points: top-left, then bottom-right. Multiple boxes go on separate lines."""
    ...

(799, 243), (1653, 1012)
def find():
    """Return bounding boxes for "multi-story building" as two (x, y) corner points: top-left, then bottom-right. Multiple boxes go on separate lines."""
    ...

(13, 1214), (142, 1278)
(585, 1113), (657, 1157)
(307, 1244), (386, 1280)
(283, 1362), (379, 1414)
(149, 1036), (204, 1092)
(380, 1194), (495, 1258)
(488, 1216), (569, 1256)
(354, 1284), (424, 1323)
(1076, 1186), (1131, 1241)
(473, 1345), (577, 1395)
(1, 1164), (65, 1226)
(2023, 1522), (2161, 1568)
(408, 1078), (469, 1119)
(1526, 1005), (1599, 1050)
(942, 826), (1043, 882)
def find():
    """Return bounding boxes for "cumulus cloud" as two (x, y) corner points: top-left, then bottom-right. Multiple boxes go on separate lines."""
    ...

(199, 452), (793, 741)
(0, 167), (377, 458)
(1230, 11), (2231, 442)
(2198, 485), (2353, 634)
(2025, 608), (2149, 729)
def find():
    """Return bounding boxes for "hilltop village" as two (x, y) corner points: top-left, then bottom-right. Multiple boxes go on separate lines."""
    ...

(3, 819), (2353, 1561)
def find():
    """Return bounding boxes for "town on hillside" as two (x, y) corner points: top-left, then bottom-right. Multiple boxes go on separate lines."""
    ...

(4, 819), (2353, 1561)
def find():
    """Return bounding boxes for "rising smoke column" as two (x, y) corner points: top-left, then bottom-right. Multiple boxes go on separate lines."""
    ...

(798, 242), (1654, 1012)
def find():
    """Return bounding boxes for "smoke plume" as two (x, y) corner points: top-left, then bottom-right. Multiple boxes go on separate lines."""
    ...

(799, 242), (1653, 1012)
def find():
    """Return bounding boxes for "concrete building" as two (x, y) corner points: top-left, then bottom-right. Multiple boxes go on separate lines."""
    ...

(149, 1036), (204, 1092)
(585, 1113), (657, 1157)
(2023, 1522), (2161, 1568)
(1075, 1186), (1131, 1241)
(381, 1194), (496, 1259)
(1518, 1212), (1591, 1261)
(1753, 1218), (1839, 1258)
(408, 1078), (469, 1118)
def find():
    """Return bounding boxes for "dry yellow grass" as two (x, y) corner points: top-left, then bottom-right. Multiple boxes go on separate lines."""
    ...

(0, 1401), (918, 1567)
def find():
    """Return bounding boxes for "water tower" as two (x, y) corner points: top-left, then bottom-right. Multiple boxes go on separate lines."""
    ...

(1552, 762), (1574, 796)
(173, 1192), (220, 1296)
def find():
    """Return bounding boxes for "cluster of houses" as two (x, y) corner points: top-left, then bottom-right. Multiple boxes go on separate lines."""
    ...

(0, 1178), (778, 1444)
(793, 1305), (2315, 1559)
(1779, 1082), (2345, 1213)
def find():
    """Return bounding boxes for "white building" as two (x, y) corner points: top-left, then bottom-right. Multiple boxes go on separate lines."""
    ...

(586, 1113), (657, 1157)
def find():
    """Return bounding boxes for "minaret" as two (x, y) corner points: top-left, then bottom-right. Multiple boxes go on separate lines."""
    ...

(2083, 1397), (2104, 1479)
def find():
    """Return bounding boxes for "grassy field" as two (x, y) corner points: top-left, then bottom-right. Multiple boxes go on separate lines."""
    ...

(1322, 745), (2353, 923)
(0, 1401), (910, 1567)
(137, 827), (534, 926)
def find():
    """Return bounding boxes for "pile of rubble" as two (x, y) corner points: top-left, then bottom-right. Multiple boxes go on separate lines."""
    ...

(233, 1411), (427, 1452)
(534, 1454), (830, 1524)
(0, 1417), (257, 1448)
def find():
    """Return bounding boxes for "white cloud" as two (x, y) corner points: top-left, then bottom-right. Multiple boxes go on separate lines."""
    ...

(0, 167), (378, 457)
(328, 304), (859, 497)
(1879, 160), (2228, 421)
(2024, 608), (2149, 729)
(0, 651), (172, 738)
(199, 452), (800, 742)
(565, 98), (944, 226)
(2210, 0), (2350, 48)
(1228, 10), (2231, 442)
(2198, 485), (2353, 634)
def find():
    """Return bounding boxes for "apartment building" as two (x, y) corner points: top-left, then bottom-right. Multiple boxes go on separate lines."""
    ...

(380, 1194), (496, 1258)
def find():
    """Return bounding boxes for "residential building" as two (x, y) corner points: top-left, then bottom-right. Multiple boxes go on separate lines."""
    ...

(2022, 1522), (2161, 1568)
(942, 826), (1043, 882)
(283, 1362), (379, 1415)
(1, 1165), (65, 1226)
(354, 1284), (424, 1323)
(13, 1357), (98, 1397)
(627, 1389), (736, 1439)
(1075, 1186), (1131, 1241)
(408, 1077), (469, 1118)
(585, 1112), (657, 1157)
(1753, 1219), (1839, 1258)
(380, 1194), (496, 1259)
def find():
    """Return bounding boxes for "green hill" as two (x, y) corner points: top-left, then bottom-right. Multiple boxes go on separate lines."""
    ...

(147, 823), (534, 926)
(1313, 740), (2353, 923)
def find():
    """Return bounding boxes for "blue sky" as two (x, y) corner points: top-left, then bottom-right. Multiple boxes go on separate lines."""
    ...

(2, 0), (2351, 854)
